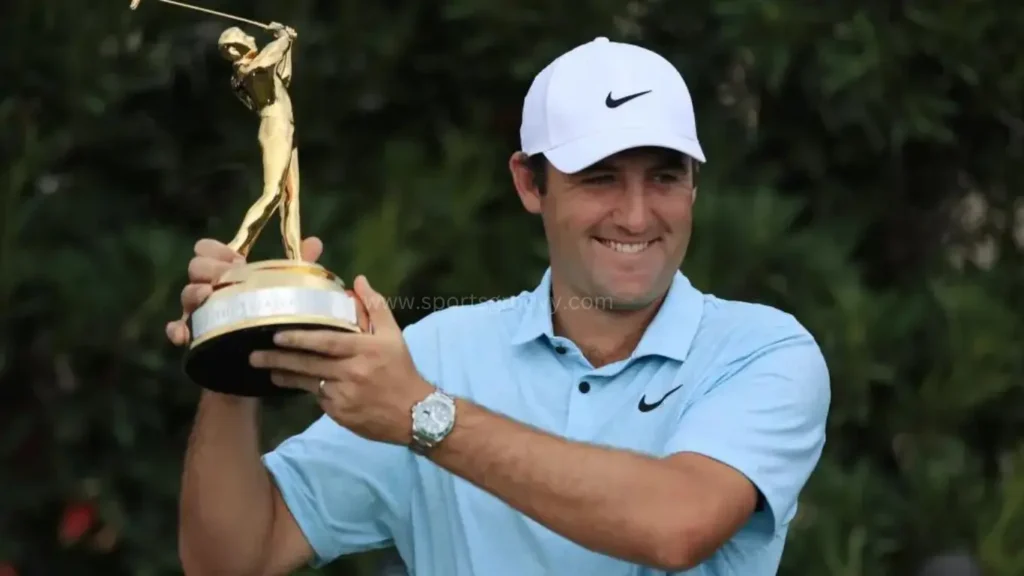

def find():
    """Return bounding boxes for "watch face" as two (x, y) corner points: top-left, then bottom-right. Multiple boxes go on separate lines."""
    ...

(413, 396), (454, 439)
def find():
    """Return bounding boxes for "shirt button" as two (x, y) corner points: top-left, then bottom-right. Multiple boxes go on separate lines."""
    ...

(554, 345), (567, 354)
(578, 381), (591, 394)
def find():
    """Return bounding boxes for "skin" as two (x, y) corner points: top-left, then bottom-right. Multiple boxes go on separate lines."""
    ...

(510, 146), (697, 365)
(173, 147), (758, 575)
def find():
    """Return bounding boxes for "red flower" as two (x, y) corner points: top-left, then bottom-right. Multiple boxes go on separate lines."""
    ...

(58, 501), (96, 545)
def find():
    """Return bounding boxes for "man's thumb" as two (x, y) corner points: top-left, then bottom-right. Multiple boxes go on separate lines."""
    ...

(353, 275), (399, 334)
(300, 236), (323, 263)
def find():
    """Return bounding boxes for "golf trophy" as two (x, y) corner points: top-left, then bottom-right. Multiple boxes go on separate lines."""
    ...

(130, 0), (361, 397)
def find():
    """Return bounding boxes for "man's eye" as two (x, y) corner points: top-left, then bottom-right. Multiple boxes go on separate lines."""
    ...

(581, 174), (615, 185)
(653, 173), (681, 184)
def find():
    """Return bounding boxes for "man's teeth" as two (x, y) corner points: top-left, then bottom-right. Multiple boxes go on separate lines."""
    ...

(599, 239), (651, 254)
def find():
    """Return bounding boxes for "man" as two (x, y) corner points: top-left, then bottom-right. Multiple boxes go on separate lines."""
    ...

(170, 37), (830, 576)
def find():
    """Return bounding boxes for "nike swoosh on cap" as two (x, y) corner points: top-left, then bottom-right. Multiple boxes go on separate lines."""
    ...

(605, 90), (652, 108)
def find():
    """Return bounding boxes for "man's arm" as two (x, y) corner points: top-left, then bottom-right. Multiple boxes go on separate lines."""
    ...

(425, 328), (830, 571)
(426, 402), (757, 570)
(178, 393), (313, 576)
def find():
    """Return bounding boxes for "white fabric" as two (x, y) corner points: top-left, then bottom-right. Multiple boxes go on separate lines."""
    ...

(520, 37), (706, 173)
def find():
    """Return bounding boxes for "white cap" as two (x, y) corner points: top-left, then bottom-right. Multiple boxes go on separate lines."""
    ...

(520, 37), (705, 173)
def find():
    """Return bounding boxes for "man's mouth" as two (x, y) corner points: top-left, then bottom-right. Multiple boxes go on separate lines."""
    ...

(595, 238), (657, 254)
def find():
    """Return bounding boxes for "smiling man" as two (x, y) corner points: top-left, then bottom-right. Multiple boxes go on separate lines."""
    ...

(174, 37), (831, 576)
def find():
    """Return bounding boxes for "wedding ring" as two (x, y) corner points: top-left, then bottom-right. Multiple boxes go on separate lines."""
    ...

(318, 379), (327, 397)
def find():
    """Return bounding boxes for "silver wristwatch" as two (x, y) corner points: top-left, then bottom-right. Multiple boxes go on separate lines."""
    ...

(410, 389), (457, 454)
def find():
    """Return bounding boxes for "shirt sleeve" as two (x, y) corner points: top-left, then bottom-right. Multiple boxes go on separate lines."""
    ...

(665, 321), (831, 537)
(261, 318), (439, 566)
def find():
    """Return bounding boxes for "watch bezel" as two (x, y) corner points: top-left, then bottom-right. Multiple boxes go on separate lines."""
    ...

(410, 390), (456, 453)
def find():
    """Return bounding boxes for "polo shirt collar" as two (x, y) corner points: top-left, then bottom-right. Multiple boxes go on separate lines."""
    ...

(510, 268), (705, 363)
(510, 268), (556, 344)
(633, 270), (704, 362)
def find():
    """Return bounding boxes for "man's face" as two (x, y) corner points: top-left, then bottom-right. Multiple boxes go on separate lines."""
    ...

(511, 146), (697, 310)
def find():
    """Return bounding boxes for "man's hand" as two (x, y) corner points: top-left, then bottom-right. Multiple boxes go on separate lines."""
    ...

(249, 276), (433, 445)
(165, 237), (324, 347)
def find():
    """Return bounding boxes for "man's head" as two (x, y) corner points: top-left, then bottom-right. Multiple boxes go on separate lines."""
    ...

(511, 37), (704, 310)
(218, 27), (257, 62)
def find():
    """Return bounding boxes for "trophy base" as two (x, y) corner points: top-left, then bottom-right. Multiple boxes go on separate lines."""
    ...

(185, 321), (354, 397)
(184, 260), (361, 398)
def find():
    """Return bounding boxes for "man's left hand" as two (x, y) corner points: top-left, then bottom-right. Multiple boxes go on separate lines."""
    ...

(249, 275), (434, 445)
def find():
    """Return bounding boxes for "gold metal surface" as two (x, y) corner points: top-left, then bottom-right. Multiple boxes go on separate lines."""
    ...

(129, 1), (304, 261)
(218, 23), (303, 260)
(215, 259), (340, 284)
(206, 260), (347, 300)
(190, 314), (359, 350)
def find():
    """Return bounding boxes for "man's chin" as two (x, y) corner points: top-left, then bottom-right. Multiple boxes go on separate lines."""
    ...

(589, 275), (673, 312)
(594, 287), (662, 312)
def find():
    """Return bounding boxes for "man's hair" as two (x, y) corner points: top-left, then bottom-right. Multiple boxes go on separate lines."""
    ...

(523, 149), (698, 196)
(526, 153), (549, 195)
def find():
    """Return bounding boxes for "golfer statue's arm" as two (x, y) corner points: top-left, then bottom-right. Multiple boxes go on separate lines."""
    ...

(244, 26), (294, 76)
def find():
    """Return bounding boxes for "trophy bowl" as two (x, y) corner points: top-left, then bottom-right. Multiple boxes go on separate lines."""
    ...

(185, 259), (361, 397)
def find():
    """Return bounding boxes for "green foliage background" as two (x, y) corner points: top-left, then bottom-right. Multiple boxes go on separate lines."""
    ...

(2, 1), (1023, 575)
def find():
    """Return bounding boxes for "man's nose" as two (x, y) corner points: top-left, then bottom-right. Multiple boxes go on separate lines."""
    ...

(614, 178), (651, 233)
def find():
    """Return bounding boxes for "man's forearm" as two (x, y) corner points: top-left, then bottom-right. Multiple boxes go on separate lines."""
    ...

(178, 392), (276, 576)
(426, 398), (696, 569)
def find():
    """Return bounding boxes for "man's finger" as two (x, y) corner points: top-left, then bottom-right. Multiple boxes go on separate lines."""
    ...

(269, 370), (319, 394)
(249, 349), (338, 379)
(188, 258), (234, 284)
(165, 320), (190, 346)
(353, 275), (400, 335)
(345, 289), (371, 332)
(300, 236), (323, 263)
(181, 283), (213, 313)
(195, 238), (244, 262)
(272, 329), (365, 357)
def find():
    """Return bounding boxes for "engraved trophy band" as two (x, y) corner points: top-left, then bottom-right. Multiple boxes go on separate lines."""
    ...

(191, 286), (358, 346)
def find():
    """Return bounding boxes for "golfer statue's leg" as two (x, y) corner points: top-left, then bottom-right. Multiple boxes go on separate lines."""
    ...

(278, 147), (301, 260)
(228, 116), (292, 257)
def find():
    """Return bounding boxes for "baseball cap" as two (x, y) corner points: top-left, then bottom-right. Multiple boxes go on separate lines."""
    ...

(520, 37), (705, 174)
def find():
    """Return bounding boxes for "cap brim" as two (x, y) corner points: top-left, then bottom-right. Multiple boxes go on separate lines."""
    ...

(542, 127), (706, 174)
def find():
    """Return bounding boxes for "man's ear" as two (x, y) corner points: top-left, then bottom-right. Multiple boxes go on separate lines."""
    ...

(509, 151), (543, 215)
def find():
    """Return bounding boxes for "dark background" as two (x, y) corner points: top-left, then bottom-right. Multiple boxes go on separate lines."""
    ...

(2, 1), (1023, 575)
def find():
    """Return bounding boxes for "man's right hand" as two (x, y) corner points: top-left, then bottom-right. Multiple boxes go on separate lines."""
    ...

(165, 237), (324, 347)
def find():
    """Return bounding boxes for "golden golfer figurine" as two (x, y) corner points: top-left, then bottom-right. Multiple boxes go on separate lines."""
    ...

(130, 0), (361, 397)
(219, 22), (302, 259)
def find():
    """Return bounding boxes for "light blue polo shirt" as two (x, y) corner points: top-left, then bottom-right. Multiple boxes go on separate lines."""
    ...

(262, 269), (830, 575)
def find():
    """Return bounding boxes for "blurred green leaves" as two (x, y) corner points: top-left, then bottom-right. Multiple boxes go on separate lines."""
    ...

(1, 0), (1022, 575)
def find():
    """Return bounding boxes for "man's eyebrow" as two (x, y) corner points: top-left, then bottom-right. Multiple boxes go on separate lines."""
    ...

(578, 160), (614, 172)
